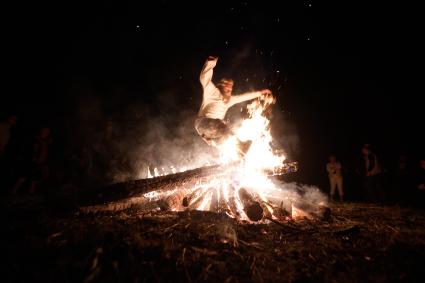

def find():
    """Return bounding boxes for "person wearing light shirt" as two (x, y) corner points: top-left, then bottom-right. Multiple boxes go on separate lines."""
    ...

(195, 56), (272, 154)
(326, 155), (344, 202)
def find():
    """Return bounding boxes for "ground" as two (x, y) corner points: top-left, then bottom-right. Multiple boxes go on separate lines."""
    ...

(2, 195), (425, 282)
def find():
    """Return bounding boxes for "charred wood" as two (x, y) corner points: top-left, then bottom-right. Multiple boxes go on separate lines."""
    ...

(238, 188), (264, 222)
(79, 165), (224, 206)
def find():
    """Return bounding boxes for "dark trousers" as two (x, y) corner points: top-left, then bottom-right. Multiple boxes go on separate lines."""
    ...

(363, 174), (385, 203)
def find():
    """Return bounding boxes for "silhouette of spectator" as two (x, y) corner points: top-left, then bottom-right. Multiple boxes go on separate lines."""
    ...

(0, 115), (18, 159)
(326, 155), (344, 202)
(360, 144), (384, 203)
(11, 127), (52, 194)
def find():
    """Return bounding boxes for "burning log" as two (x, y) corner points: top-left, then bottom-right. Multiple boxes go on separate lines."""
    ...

(79, 165), (224, 206)
(257, 199), (273, 219)
(182, 187), (206, 207)
(208, 187), (219, 212)
(157, 188), (193, 211)
(249, 192), (273, 219)
(79, 161), (298, 207)
(187, 188), (212, 210)
(217, 186), (231, 214)
(252, 197), (292, 221)
(238, 188), (264, 222)
(227, 186), (241, 218)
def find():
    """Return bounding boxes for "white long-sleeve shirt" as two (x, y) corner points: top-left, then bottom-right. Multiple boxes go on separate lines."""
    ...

(198, 58), (262, 120)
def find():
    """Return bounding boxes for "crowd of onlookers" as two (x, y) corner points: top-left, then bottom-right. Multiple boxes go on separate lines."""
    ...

(325, 144), (425, 208)
(0, 113), (114, 196)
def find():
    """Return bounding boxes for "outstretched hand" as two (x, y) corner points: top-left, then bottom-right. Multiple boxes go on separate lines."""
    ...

(260, 89), (275, 104)
(207, 56), (218, 61)
(260, 89), (275, 103)
(260, 89), (272, 96)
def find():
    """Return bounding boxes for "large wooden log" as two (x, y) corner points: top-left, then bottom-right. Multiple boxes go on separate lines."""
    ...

(79, 164), (224, 206)
(79, 162), (298, 208)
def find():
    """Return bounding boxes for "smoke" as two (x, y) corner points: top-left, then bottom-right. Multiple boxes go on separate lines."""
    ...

(129, 109), (220, 180)
(280, 182), (328, 204)
(104, 108), (222, 183)
(68, 85), (222, 185)
(270, 110), (301, 159)
(264, 181), (329, 216)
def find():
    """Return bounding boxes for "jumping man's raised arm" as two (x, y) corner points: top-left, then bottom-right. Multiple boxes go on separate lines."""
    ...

(229, 89), (272, 106)
(200, 56), (218, 89)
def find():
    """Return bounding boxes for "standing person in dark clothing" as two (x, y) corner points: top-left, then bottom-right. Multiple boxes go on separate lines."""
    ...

(360, 144), (384, 202)
(11, 127), (52, 194)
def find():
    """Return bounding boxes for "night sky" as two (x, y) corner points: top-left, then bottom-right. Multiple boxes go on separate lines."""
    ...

(4, 1), (422, 185)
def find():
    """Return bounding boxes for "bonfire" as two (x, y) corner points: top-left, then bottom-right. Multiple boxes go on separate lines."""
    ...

(80, 96), (329, 223)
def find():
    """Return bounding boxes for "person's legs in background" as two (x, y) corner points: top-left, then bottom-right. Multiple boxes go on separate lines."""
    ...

(330, 177), (337, 202)
(336, 176), (344, 202)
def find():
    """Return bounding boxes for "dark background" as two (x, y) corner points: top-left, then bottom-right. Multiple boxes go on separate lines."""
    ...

(3, 1), (423, 189)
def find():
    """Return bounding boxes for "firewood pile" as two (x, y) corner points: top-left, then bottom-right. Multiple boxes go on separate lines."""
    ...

(77, 161), (313, 223)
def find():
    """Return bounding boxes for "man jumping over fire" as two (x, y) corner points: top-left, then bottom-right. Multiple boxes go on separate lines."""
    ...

(195, 56), (273, 156)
